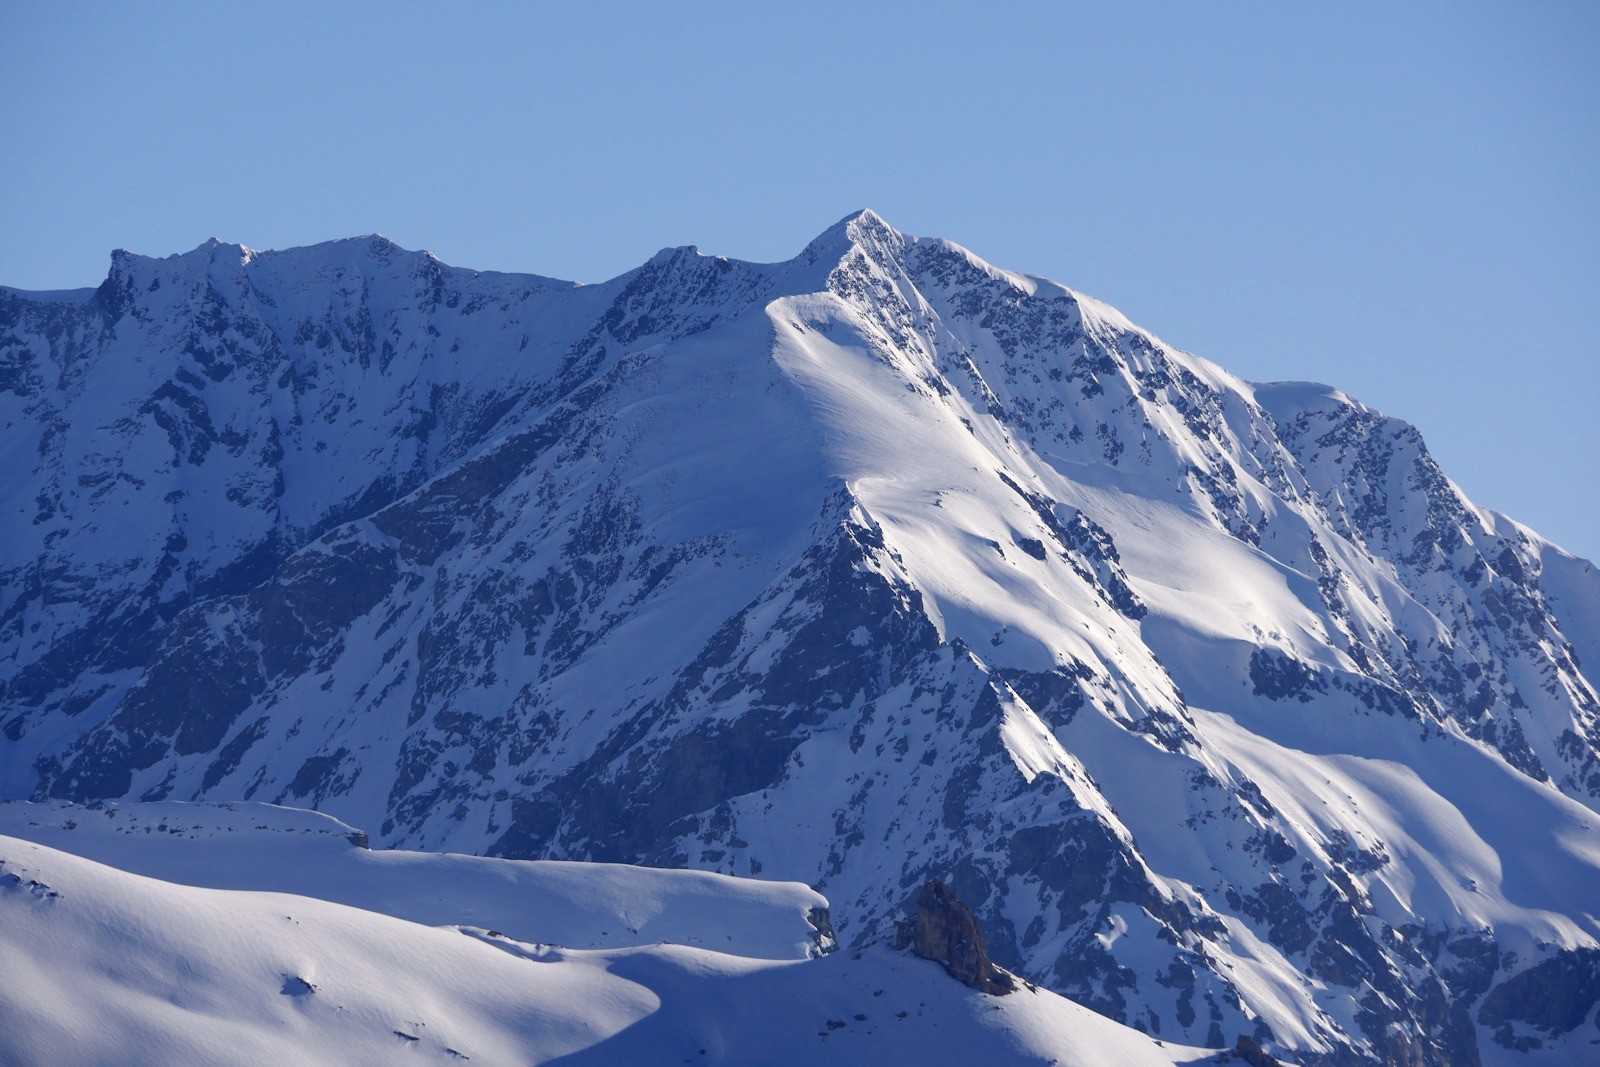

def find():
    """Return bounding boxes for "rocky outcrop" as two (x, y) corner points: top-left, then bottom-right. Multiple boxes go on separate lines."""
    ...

(1233, 1034), (1282, 1067)
(805, 905), (838, 957)
(895, 881), (1015, 996)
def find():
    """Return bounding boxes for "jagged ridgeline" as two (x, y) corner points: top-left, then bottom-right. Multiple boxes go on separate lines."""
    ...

(3, 212), (1600, 1065)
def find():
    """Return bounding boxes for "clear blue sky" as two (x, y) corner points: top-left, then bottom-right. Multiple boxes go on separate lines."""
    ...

(4, 2), (1596, 560)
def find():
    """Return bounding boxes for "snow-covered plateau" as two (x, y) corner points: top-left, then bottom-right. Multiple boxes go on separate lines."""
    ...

(2, 211), (1598, 1065)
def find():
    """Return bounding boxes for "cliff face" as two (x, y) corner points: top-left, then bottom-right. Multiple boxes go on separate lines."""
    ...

(4, 212), (1599, 1064)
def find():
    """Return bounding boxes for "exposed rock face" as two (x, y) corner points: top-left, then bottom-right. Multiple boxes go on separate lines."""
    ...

(807, 905), (839, 956)
(1477, 948), (1600, 1052)
(1234, 1034), (1283, 1067)
(3, 213), (1600, 1064)
(895, 881), (1015, 996)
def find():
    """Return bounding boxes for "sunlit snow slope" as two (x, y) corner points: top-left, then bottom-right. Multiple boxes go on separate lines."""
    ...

(3, 213), (1599, 1065)
(0, 805), (1211, 1067)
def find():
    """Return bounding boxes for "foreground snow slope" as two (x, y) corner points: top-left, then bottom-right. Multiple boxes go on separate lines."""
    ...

(4, 213), (1600, 1064)
(0, 828), (1213, 1067)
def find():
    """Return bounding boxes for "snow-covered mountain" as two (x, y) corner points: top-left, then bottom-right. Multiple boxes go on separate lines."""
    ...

(3, 211), (1599, 1065)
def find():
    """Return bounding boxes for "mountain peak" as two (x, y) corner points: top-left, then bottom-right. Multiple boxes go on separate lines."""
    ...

(796, 208), (906, 273)
(106, 238), (256, 275)
(191, 237), (256, 266)
(644, 243), (704, 266)
(824, 207), (901, 244)
(100, 240), (254, 295)
(838, 207), (893, 231)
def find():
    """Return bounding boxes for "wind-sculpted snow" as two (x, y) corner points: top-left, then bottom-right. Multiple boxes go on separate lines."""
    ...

(0, 799), (836, 959)
(3, 211), (1599, 1065)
